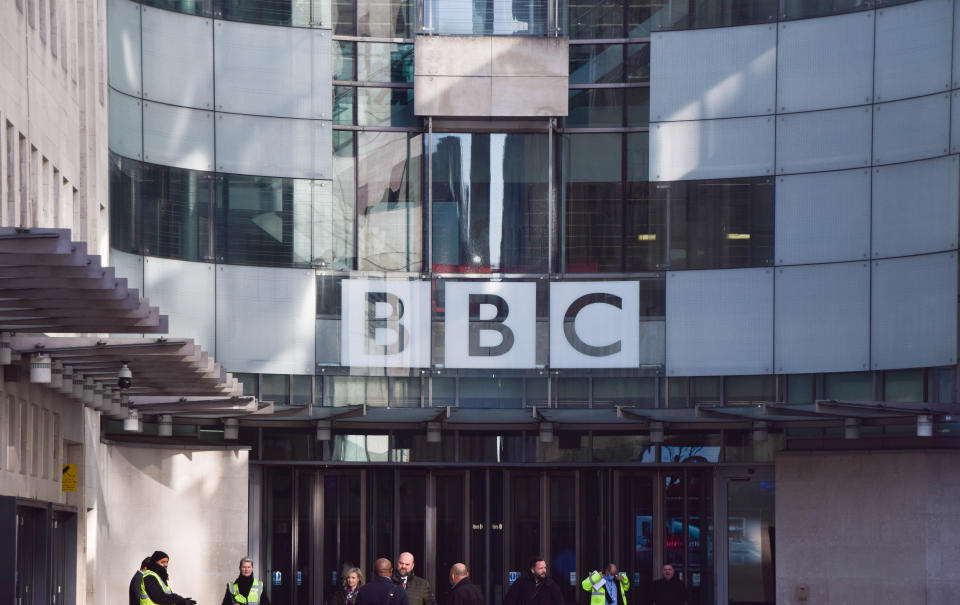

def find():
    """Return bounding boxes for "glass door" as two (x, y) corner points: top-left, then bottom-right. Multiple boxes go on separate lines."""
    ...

(721, 472), (775, 605)
(617, 473), (654, 605)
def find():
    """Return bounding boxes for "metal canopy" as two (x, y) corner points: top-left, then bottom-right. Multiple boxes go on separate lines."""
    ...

(0, 228), (167, 333)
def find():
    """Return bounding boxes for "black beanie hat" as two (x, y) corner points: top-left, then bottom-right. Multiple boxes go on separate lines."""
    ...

(151, 551), (170, 563)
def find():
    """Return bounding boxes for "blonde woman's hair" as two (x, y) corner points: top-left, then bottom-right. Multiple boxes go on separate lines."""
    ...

(344, 567), (365, 588)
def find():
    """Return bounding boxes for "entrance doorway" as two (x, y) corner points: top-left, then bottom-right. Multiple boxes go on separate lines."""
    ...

(717, 470), (775, 605)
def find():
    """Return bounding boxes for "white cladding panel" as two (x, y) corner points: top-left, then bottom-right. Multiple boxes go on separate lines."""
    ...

(873, 93), (951, 165)
(650, 24), (776, 121)
(215, 113), (332, 179)
(952, 92), (960, 154)
(665, 268), (773, 375)
(955, 0), (960, 88)
(142, 102), (215, 171)
(140, 6), (214, 109)
(144, 257), (216, 355)
(872, 156), (959, 258)
(214, 21), (332, 119)
(216, 265), (316, 374)
(444, 281), (537, 369)
(774, 262), (870, 374)
(107, 0), (141, 97)
(775, 169), (871, 265)
(775, 106), (872, 174)
(549, 281), (641, 369)
(874, 0), (953, 102)
(108, 89), (143, 160)
(340, 279), (432, 368)
(871, 252), (958, 369)
(776, 11), (875, 113)
(650, 116), (774, 181)
(108, 249), (144, 293)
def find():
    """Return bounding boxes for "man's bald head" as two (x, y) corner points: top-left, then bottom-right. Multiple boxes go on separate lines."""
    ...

(449, 563), (469, 587)
(397, 552), (415, 576)
(375, 558), (393, 577)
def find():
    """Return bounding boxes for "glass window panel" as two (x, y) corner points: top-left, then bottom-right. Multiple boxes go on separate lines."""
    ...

(787, 374), (814, 404)
(569, 44), (624, 85)
(292, 375), (313, 405)
(932, 367), (955, 403)
(140, 162), (215, 262)
(593, 434), (655, 462)
(334, 42), (356, 80)
(216, 174), (314, 267)
(626, 86), (650, 126)
(569, 0), (624, 38)
(782, 0), (867, 20)
(625, 43), (650, 82)
(625, 165), (664, 271)
(142, 0), (212, 17)
(459, 377), (523, 408)
(357, 131), (422, 271)
(691, 376), (721, 405)
(431, 376), (456, 405)
(357, 87), (416, 127)
(357, 0), (413, 37)
(313, 180), (354, 270)
(236, 373), (258, 398)
(333, 0), (355, 34)
(334, 86), (355, 125)
(627, 0), (669, 36)
(538, 432), (590, 461)
(357, 43), (414, 83)
(391, 377), (422, 407)
(564, 133), (622, 273)
(667, 376), (688, 408)
(690, 0), (777, 29)
(215, 0), (327, 27)
(332, 131), (357, 269)
(262, 374), (291, 405)
(525, 377), (550, 406)
(430, 0), (549, 35)
(565, 88), (624, 128)
(557, 377), (589, 406)
(110, 154), (141, 254)
(593, 377), (656, 407)
(725, 375), (775, 405)
(823, 372), (873, 401)
(326, 376), (389, 406)
(884, 369), (923, 403)
(660, 434), (721, 462)
(431, 133), (549, 273)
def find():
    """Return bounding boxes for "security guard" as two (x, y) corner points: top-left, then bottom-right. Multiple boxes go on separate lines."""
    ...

(222, 557), (270, 605)
(140, 550), (196, 605)
(581, 564), (629, 605)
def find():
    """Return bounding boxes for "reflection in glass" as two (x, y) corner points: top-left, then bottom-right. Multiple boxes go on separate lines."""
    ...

(323, 474), (362, 605)
(569, 0), (623, 38)
(627, 0), (669, 37)
(110, 155), (140, 254)
(334, 86), (355, 125)
(357, 87), (416, 127)
(459, 377), (523, 408)
(592, 435), (655, 462)
(431, 133), (549, 273)
(216, 0), (329, 27)
(782, 0), (866, 20)
(727, 478), (774, 605)
(391, 377), (422, 406)
(333, 434), (390, 460)
(313, 177), (354, 270)
(333, 42), (356, 80)
(357, 131), (423, 271)
(357, 43), (414, 83)
(332, 131), (357, 269)
(326, 376), (389, 406)
(564, 133), (622, 272)
(625, 43), (651, 82)
(141, 0), (212, 17)
(566, 88), (623, 128)
(333, 0), (355, 34)
(427, 0), (551, 35)
(140, 162), (215, 261)
(569, 44), (624, 85)
(357, 0), (413, 37)
(261, 374), (291, 405)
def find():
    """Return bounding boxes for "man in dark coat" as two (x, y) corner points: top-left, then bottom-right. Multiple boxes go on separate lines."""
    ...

(393, 552), (435, 605)
(130, 557), (151, 605)
(358, 558), (410, 605)
(503, 557), (564, 605)
(447, 563), (483, 605)
(649, 565), (688, 605)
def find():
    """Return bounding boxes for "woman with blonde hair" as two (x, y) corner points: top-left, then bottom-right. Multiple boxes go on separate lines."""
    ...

(328, 567), (365, 605)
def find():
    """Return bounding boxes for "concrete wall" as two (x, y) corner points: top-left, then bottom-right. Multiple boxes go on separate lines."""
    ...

(96, 444), (250, 605)
(776, 450), (960, 604)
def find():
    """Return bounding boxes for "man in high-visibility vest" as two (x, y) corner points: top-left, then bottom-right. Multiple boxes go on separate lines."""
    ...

(139, 550), (196, 605)
(581, 564), (629, 605)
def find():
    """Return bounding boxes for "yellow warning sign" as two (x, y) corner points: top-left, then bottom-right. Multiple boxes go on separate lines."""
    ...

(62, 464), (77, 492)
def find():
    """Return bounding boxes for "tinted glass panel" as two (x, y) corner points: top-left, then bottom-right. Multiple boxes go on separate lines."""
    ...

(625, 43), (651, 82)
(569, 0), (623, 38)
(334, 42), (356, 81)
(725, 375), (775, 405)
(357, 0), (413, 37)
(823, 372), (872, 401)
(627, 0), (668, 36)
(334, 86), (355, 125)
(262, 374), (291, 405)
(357, 43), (414, 83)
(884, 369), (923, 402)
(428, 0), (549, 35)
(564, 133), (622, 272)
(110, 154), (140, 253)
(593, 377), (656, 407)
(431, 133), (549, 273)
(782, 0), (865, 19)
(141, 0), (213, 17)
(626, 86), (650, 125)
(569, 44), (624, 85)
(140, 162), (215, 262)
(357, 87), (416, 127)
(216, 0), (327, 27)
(690, 0), (777, 29)
(333, 0), (355, 34)
(357, 131), (423, 271)
(332, 131), (357, 269)
(459, 377), (523, 408)
(566, 88), (623, 128)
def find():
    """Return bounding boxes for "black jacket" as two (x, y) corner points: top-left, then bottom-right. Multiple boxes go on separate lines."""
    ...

(503, 573), (564, 605)
(649, 577), (687, 605)
(448, 577), (484, 605)
(141, 569), (189, 605)
(328, 587), (360, 605)
(392, 571), (435, 605)
(129, 571), (143, 605)
(357, 576), (410, 605)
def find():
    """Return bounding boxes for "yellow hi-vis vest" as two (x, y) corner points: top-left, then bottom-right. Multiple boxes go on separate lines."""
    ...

(140, 570), (173, 605)
(229, 579), (265, 604)
(580, 571), (629, 605)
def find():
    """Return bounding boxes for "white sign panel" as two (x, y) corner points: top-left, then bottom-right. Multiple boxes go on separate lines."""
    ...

(549, 281), (640, 368)
(444, 281), (537, 369)
(341, 279), (431, 368)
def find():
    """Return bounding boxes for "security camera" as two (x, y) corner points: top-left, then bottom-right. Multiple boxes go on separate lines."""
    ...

(118, 362), (133, 390)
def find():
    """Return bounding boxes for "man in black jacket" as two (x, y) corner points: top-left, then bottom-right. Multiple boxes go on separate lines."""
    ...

(358, 558), (410, 605)
(129, 557), (151, 605)
(649, 565), (687, 605)
(503, 557), (564, 605)
(447, 563), (483, 605)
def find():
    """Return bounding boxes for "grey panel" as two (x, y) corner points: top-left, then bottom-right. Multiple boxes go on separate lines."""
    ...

(144, 257), (216, 355)
(141, 6), (214, 109)
(215, 113), (331, 179)
(874, 0), (953, 102)
(774, 262), (870, 374)
(142, 102), (215, 171)
(214, 21), (331, 119)
(665, 268), (773, 376)
(955, 0), (960, 88)
(108, 89), (142, 160)
(871, 252), (958, 369)
(776, 11), (875, 113)
(873, 93), (951, 165)
(775, 169), (871, 265)
(650, 24), (776, 121)
(953, 91), (960, 154)
(872, 156), (960, 258)
(107, 0), (141, 97)
(108, 249), (144, 293)
(216, 264), (317, 374)
(776, 106), (872, 174)
(650, 116), (774, 181)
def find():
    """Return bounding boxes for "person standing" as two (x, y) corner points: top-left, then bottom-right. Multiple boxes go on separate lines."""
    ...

(329, 567), (365, 605)
(503, 557), (564, 605)
(649, 565), (687, 605)
(130, 557), (151, 605)
(221, 557), (270, 605)
(447, 563), (483, 605)
(357, 559), (409, 605)
(581, 564), (629, 605)
(393, 552), (435, 605)
(139, 550), (196, 605)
